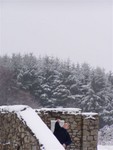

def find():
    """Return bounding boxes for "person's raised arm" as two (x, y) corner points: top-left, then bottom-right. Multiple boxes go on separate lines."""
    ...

(54, 119), (61, 132)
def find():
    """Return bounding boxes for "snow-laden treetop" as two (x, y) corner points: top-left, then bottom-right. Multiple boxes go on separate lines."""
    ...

(0, 105), (65, 150)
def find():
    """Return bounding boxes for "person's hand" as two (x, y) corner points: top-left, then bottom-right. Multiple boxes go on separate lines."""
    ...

(57, 119), (60, 122)
(63, 144), (66, 148)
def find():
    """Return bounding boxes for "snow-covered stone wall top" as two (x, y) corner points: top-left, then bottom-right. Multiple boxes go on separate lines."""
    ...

(0, 105), (29, 112)
(36, 107), (81, 115)
(82, 112), (98, 119)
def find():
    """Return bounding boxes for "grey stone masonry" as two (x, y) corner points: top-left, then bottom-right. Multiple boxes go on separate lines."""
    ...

(0, 112), (40, 150)
(37, 108), (99, 150)
(0, 107), (99, 150)
(82, 113), (99, 150)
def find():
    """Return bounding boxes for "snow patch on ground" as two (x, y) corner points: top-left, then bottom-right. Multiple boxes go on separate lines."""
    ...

(98, 125), (113, 150)
(98, 145), (113, 150)
(98, 125), (113, 145)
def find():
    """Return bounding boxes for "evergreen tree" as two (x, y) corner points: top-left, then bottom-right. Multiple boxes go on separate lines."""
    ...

(0, 53), (113, 127)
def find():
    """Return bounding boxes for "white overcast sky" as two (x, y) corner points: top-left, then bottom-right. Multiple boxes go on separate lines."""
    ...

(0, 0), (113, 72)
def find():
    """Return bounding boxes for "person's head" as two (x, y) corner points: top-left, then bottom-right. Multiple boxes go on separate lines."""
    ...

(63, 123), (69, 130)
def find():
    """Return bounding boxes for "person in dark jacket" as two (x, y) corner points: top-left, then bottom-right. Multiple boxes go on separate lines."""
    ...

(54, 119), (72, 149)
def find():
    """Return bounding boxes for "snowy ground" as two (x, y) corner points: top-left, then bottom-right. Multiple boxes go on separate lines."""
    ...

(98, 124), (113, 150)
(98, 145), (113, 150)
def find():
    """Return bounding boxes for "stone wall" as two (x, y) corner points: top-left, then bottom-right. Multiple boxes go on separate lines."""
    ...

(0, 108), (99, 150)
(37, 109), (99, 150)
(82, 114), (99, 150)
(0, 112), (40, 150)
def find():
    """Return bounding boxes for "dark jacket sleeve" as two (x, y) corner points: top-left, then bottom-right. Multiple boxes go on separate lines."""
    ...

(64, 131), (72, 146)
(54, 121), (61, 132)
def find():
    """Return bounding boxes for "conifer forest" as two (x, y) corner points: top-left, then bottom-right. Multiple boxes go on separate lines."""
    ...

(0, 53), (113, 128)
